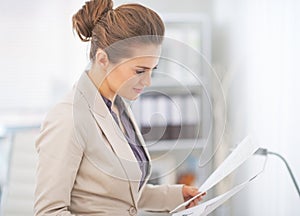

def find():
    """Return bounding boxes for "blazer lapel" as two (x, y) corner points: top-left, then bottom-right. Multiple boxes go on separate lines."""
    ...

(76, 71), (142, 206)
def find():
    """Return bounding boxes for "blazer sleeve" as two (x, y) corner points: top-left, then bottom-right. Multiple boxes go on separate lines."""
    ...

(137, 183), (185, 212)
(34, 103), (84, 216)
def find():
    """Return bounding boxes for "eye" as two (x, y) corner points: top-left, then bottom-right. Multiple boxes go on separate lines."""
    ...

(135, 69), (146, 74)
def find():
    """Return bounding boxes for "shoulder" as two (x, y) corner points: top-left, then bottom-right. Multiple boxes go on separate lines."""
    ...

(37, 88), (87, 152)
(42, 90), (74, 129)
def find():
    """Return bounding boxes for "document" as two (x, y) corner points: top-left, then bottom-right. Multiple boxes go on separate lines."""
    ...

(172, 180), (249, 216)
(170, 136), (262, 214)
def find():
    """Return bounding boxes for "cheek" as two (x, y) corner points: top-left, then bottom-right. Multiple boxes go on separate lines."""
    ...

(107, 69), (137, 91)
(119, 76), (140, 90)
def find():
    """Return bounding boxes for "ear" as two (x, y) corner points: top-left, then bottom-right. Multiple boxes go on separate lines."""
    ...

(95, 49), (109, 69)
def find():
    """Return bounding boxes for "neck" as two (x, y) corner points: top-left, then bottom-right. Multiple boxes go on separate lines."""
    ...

(87, 64), (116, 103)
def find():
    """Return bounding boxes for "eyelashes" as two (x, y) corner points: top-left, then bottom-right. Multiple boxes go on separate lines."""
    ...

(135, 66), (158, 75)
(136, 70), (146, 74)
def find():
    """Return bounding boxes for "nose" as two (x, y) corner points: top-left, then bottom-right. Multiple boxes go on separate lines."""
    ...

(141, 72), (152, 87)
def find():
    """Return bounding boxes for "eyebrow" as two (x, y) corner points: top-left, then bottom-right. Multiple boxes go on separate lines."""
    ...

(136, 65), (158, 70)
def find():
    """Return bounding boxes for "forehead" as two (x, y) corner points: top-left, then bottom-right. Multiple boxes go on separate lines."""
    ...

(119, 44), (161, 67)
(131, 44), (161, 57)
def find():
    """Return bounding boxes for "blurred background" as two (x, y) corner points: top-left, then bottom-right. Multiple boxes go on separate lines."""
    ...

(0, 0), (299, 215)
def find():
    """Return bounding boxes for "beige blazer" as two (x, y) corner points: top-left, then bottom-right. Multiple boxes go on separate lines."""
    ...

(34, 72), (184, 216)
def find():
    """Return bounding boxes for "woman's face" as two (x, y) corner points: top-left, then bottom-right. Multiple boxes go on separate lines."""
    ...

(105, 44), (161, 100)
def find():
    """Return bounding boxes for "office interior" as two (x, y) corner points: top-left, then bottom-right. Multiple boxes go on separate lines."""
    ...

(0, 0), (299, 215)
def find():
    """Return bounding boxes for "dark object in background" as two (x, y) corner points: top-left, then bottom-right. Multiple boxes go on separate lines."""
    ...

(141, 124), (199, 141)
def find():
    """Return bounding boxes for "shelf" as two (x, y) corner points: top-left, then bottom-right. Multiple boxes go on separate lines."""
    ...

(146, 138), (206, 152)
(144, 83), (202, 96)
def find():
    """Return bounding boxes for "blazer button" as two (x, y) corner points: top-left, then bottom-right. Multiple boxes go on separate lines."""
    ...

(128, 206), (137, 216)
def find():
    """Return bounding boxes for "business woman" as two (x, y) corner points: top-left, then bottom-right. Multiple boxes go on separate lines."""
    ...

(34, 0), (204, 215)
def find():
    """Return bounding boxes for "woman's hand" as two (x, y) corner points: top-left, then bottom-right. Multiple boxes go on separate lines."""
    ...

(182, 185), (206, 209)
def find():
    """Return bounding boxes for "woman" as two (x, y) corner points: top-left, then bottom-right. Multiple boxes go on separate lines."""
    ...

(34, 0), (204, 215)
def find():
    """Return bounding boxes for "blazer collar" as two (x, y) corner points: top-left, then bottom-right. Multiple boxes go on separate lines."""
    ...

(76, 71), (109, 118)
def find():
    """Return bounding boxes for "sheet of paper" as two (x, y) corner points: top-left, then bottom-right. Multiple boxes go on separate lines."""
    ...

(170, 136), (259, 213)
(198, 136), (258, 192)
(172, 180), (249, 216)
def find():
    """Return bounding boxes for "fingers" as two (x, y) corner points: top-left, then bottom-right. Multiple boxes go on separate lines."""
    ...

(182, 185), (208, 209)
(182, 186), (199, 199)
(186, 199), (198, 208)
(184, 191), (207, 209)
(190, 187), (199, 196)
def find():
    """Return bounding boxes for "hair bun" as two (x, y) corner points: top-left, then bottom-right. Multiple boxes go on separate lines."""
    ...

(72, 0), (113, 42)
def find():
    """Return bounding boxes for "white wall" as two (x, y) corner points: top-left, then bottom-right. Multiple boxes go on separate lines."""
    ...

(115, 0), (212, 14)
(211, 0), (300, 215)
(0, 1), (89, 113)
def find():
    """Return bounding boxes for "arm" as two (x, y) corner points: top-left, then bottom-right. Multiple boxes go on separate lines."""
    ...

(34, 104), (84, 216)
(137, 184), (184, 212)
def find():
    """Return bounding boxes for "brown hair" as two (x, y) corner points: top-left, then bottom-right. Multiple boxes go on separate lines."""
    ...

(72, 0), (165, 63)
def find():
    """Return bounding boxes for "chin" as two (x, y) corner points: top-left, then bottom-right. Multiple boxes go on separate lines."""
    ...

(122, 94), (140, 101)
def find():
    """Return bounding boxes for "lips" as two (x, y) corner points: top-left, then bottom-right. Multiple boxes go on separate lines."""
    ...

(133, 88), (143, 94)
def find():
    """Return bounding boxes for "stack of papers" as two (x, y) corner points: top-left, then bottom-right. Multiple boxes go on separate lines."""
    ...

(170, 136), (265, 216)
